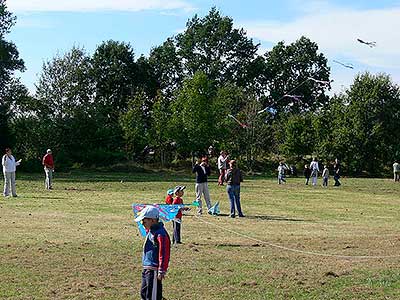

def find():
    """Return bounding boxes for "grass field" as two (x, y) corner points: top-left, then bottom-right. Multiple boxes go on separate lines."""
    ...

(1, 171), (400, 300)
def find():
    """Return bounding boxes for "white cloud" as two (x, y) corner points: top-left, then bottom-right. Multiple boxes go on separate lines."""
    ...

(7, 0), (195, 13)
(241, 6), (400, 69)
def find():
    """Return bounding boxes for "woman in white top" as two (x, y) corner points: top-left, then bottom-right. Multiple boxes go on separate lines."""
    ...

(309, 158), (320, 186)
(2, 148), (22, 197)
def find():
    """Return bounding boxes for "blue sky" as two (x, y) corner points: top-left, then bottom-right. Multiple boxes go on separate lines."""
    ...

(7, 0), (400, 94)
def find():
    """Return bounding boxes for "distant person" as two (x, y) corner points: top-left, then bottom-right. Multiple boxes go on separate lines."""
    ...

(393, 160), (400, 182)
(333, 158), (341, 186)
(290, 165), (297, 176)
(303, 164), (312, 185)
(310, 157), (320, 186)
(42, 149), (55, 190)
(322, 165), (329, 187)
(277, 162), (288, 184)
(2, 148), (22, 197)
(172, 185), (189, 244)
(192, 156), (212, 215)
(217, 151), (229, 186)
(134, 206), (171, 300)
(225, 160), (244, 218)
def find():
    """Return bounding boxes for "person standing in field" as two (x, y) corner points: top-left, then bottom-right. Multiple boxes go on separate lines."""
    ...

(42, 149), (54, 190)
(322, 165), (329, 187)
(393, 160), (400, 182)
(135, 206), (171, 300)
(217, 151), (229, 186)
(333, 158), (341, 186)
(2, 148), (22, 197)
(303, 164), (312, 185)
(277, 161), (289, 184)
(310, 157), (320, 186)
(192, 156), (212, 215)
(225, 160), (244, 218)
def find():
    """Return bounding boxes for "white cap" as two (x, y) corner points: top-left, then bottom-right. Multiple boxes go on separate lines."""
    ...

(47, 149), (52, 153)
(134, 206), (159, 222)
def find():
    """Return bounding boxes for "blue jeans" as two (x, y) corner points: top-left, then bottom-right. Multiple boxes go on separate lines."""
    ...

(226, 185), (243, 217)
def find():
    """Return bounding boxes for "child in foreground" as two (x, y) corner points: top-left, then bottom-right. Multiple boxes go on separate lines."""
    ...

(135, 206), (171, 300)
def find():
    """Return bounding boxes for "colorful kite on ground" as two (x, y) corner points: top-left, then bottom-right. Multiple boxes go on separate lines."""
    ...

(208, 201), (220, 215)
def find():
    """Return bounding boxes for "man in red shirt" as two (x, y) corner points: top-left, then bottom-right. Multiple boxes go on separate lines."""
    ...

(42, 149), (54, 190)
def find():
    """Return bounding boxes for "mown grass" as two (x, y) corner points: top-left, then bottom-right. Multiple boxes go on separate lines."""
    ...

(1, 171), (400, 299)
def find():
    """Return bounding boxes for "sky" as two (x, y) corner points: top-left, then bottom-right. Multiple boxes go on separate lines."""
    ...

(6, 0), (400, 95)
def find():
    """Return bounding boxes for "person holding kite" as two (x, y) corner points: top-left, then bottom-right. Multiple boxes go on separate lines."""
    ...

(135, 205), (171, 300)
(172, 185), (190, 244)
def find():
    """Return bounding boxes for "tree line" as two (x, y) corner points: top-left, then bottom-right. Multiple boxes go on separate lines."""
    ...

(1, 3), (399, 175)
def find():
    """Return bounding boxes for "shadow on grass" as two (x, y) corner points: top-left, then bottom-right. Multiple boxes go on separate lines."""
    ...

(245, 215), (306, 222)
(26, 196), (68, 200)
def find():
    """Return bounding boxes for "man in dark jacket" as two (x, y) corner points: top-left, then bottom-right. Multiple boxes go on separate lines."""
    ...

(192, 156), (212, 215)
(225, 160), (244, 218)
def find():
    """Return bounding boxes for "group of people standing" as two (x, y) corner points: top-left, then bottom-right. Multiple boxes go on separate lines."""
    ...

(278, 158), (342, 187)
(2, 148), (55, 197)
(192, 151), (244, 218)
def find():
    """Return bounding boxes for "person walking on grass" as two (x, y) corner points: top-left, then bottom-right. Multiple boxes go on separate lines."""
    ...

(225, 160), (244, 218)
(303, 164), (312, 185)
(322, 165), (329, 187)
(192, 156), (212, 215)
(333, 158), (341, 186)
(393, 160), (400, 182)
(172, 185), (190, 244)
(2, 148), (22, 197)
(310, 157), (320, 186)
(135, 206), (171, 300)
(277, 161), (288, 184)
(42, 149), (54, 190)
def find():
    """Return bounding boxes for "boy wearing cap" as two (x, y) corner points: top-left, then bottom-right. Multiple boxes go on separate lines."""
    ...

(165, 189), (174, 204)
(42, 149), (54, 190)
(135, 205), (171, 300)
(172, 186), (188, 244)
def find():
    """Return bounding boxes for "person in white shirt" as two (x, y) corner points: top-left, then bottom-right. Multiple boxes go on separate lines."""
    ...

(393, 161), (400, 182)
(2, 148), (22, 197)
(309, 157), (320, 186)
(277, 162), (288, 184)
(217, 151), (229, 186)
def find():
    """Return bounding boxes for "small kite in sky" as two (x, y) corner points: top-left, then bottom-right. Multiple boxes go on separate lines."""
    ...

(308, 77), (331, 85)
(332, 60), (354, 69)
(283, 94), (303, 101)
(357, 38), (376, 48)
(228, 114), (249, 128)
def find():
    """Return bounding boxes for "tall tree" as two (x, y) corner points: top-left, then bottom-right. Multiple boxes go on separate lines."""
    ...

(264, 36), (330, 114)
(176, 7), (261, 87)
(0, 0), (25, 150)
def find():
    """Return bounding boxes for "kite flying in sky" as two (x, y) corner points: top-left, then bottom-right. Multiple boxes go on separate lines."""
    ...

(357, 38), (376, 48)
(332, 60), (354, 69)
(228, 114), (249, 128)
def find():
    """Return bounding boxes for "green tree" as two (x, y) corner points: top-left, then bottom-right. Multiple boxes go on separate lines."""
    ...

(264, 36), (330, 114)
(176, 7), (261, 86)
(91, 40), (138, 122)
(0, 0), (25, 150)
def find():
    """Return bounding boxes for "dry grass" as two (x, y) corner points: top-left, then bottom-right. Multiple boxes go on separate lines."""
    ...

(1, 172), (400, 299)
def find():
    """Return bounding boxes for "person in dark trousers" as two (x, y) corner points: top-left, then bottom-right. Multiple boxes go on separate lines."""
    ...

(303, 164), (312, 185)
(192, 156), (212, 214)
(333, 158), (341, 186)
(172, 185), (189, 244)
(225, 160), (244, 218)
(135, 206), (171, 300)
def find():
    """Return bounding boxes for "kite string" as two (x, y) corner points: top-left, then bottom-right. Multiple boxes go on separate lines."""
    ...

(194, 215), (400, 260)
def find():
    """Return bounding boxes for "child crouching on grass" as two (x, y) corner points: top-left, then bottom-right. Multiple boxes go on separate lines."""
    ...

(135, 206), (170, 300)
(172, 185), (190, 244)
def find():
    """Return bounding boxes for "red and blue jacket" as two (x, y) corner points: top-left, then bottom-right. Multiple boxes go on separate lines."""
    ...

(142, 222), (171, 275)
(172, 197), (184, 219)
